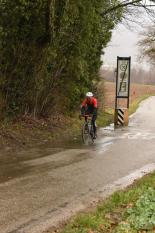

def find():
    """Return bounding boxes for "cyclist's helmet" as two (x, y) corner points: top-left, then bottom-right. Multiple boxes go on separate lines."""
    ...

(86, 92), (93, 97)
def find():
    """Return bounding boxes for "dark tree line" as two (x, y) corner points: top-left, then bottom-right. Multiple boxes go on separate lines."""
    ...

(0, 0), (126, 119)
(0, 0), (122, 117)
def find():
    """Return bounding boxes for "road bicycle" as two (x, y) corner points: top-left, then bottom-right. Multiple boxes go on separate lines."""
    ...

(81, 115), (95, 144)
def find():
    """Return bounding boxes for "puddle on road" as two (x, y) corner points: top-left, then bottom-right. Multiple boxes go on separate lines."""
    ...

(0, 121), (120, 183)
(1, 115), (154, 184)
(0, 137), (92, 183)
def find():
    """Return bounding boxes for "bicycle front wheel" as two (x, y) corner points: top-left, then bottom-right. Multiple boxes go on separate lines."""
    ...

(82, 123), (90, 144)
(82, 123), (94, 144)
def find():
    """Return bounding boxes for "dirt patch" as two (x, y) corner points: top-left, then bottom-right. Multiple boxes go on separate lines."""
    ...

(0, 114), (81, 151)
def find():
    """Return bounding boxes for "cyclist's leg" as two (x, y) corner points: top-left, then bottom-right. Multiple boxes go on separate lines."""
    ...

(92, 115), (97, 138)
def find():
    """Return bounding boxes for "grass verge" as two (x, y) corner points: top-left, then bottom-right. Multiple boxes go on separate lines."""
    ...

(61, 172), (155, 233)
(97, 111), (114, 128)
(129, 94), (155, 115)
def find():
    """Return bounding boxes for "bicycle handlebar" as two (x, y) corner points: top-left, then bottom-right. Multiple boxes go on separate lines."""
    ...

(79, 114), (92, 120)
(82, 114), (92, 118)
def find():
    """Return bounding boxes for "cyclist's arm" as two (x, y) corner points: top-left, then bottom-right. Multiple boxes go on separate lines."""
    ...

(81, 99), (87, 115)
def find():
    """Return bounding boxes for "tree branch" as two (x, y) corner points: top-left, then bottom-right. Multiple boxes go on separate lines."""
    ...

(102, 0), (142, 16)
(102, 0), (155, 17)
(45, 0), (53, 42)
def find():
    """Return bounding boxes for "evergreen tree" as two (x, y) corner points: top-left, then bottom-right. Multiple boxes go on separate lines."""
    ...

(0, 0), (123, 118)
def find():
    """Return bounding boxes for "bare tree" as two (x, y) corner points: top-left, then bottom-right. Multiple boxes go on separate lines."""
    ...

(138, 25), (155, 65)
(103, 0), (155, 27)
(103, 0), (155, 16)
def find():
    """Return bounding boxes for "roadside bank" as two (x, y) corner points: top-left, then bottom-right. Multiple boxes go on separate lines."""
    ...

(60, 169), (155, 233)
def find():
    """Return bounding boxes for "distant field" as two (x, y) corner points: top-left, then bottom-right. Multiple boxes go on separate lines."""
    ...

(104, 82), (155, 110)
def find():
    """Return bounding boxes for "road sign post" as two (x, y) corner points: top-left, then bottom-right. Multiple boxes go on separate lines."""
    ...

(114, 57), (131, 128)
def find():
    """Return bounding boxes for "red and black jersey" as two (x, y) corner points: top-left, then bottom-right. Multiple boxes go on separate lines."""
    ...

(81, 97), (98, 115)
(82, 97), (97, 108)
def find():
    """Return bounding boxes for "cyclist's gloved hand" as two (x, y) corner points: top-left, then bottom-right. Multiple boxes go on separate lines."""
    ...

(81, 106), (85, 116)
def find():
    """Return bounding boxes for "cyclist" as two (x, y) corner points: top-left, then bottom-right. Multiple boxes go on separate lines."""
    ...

(80, 92), (98, 139)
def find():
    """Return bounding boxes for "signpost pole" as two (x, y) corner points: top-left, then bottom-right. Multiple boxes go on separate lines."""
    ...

(114, 56), (131, 128)
(127, 57), (131, 108)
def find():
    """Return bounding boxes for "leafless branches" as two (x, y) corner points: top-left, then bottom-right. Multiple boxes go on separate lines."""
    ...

(103, 0), (155, 15)
(138, 26), (155, 65)
(103, 0), (155, 27)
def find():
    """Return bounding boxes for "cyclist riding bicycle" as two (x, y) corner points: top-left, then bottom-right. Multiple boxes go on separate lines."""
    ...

(80, 92), (98, 139)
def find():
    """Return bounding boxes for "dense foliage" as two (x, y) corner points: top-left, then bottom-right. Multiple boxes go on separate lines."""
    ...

(0, 0), (122, 118)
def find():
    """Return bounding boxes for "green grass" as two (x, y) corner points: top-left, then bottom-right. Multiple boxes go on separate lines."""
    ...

(61, 172), (155, 233)
(129, 94), (155, 115)
(97, 111), (114, 128)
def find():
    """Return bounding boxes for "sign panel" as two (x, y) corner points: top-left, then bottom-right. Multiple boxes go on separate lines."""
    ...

(116, 57), (131, 97)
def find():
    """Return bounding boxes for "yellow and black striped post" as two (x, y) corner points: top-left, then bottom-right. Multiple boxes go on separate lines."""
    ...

(114, 108), (129, 128)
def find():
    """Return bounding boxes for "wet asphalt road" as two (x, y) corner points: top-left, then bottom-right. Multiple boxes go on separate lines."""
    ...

(1, 96), (155, 233)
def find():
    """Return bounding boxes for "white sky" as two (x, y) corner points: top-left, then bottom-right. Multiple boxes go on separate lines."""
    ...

(102, 2), (155, 71)
(102, 24), (141, 69)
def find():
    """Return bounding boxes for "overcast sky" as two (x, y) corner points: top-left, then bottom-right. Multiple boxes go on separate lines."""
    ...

(102, 24), (141, 69)
(102, 2), (155, 71)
